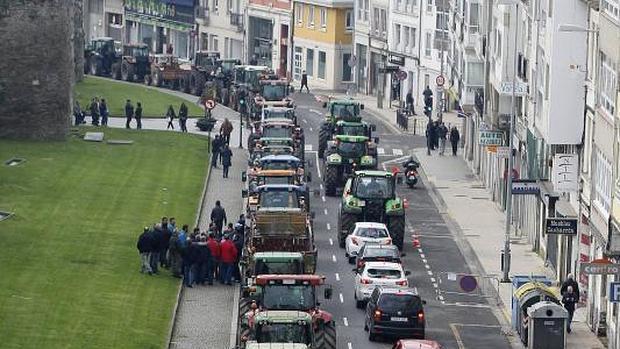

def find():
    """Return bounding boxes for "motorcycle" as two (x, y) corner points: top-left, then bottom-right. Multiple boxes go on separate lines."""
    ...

(403, 159), (420, 188)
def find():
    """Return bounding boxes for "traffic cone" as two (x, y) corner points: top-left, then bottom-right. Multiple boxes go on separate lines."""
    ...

(412, 234), (420, 248)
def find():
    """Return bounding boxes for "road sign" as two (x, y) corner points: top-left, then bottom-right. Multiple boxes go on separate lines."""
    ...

(545, 217), (578, 235)
(497, 146), (510, 157)
(610, 282), (620, 303)
(511, 180), (540, 195)
(348, 55), (357, 68)
(436, 75), (445, 87)
(479, 130), (503, 145)
(396, 70), (408, 81)
(486, 145), (498, 153)
(459, 275), (478, 293)
(499, 81), (528, 96)
(580, 259), (620, 275)
(205, 99), (216, 110)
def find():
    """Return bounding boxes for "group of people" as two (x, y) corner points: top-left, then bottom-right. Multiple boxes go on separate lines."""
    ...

(124, 99), (144, 129)
(165, 103), (190, 132)
(425, 120), (460, 156)
(73, 98), (111, 127)
(136, 202), (246, 287)
(211, 118), (234, 178)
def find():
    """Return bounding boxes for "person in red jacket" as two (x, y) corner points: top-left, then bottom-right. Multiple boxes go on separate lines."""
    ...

(206, 233), (221, 285)
(220, 235), (238, 285)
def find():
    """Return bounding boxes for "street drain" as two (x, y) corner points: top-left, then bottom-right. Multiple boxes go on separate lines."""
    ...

(4, 158), (25, 167)
(0, 211), (14, 221)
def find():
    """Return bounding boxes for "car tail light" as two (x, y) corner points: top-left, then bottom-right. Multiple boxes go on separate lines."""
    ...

(395, 279), (408, 286)
(417, 311), (425, 321)
(361, 278), (373, 284)
(373, 309), (382, 321)
(351, 237), (359, 245)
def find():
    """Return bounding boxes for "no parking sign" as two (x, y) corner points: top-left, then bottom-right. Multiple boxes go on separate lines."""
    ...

(204, 99), (216, 110)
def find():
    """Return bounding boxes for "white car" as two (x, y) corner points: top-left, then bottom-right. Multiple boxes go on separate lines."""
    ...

(345, 222), (392, 263)
(353, 261), (410, 308)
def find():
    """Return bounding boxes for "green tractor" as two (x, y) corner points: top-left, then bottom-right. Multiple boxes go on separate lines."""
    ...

(338, 170), (406, 250)
(318, 99), (366, 158)
(323, 134), (378, 196)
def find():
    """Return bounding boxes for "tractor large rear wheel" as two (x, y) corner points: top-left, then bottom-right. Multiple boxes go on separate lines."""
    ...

(388, 214), (406, 250)
(237, 298), (252, 345)
(339, 212), (357, 248)
(143, 74), (152, 86)
(121, 61), (135, 82)
(315, 321), (337, 349)
(190, 72), (206, 96)
(111, 62), (121, 80)
(318, 123), (330, 159)
(324, 164), (339, 196)
(89, 58), (102, 76)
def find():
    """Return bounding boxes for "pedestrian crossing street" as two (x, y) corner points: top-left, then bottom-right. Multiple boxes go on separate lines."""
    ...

(304, 144), (407, 157)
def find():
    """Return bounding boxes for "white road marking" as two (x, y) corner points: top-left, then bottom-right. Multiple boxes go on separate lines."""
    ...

(339, 293), (344, 303)
(433, 283), (439, 288)
(322, 196), (326, 202)
(418, 248), (424, 254)
(313, 151), (322, 179)
(377, 147), (385, 155)
(329, 238), (334, 246)
(326, 223), (331, 230)
(420, 253), (425, 259)
(382, 155), (412, 164)
(303, 119), (308, 124)
(343, 317), (349, 327)
(348, 343), (353, 349)
(324, 209), (328, 215)
(393, 148), (404, 156)
(427, 270), (433, 276)
(319, 183), (324, 190)
(430, 277), (436, 283)
(335, 273), (340, 281)
(438, 295), (445, 301)
(425, 264), (430, 269)
(309, 127), (313, 132)
(310, 109), (323, 115)
(304, 144), (313, 151)
(422, 258), (427, 264)
(332, 254), (337, 263)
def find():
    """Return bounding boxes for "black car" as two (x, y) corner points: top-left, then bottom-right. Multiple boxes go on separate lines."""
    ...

(364, 286), (425, 341)
(355, 244), (404, 269)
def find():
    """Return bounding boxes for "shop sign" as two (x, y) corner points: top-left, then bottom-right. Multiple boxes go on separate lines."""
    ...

(545, 217), (578, 235)
(610, 282), (620, 303)
(511, 180), (539, 195)
(580, 259), (620, 275)
(389, 54), (405, 66)
(497, 146), (510, 157)
(552, 153), (579, 193)
(125, 0), (195, 25)
(479, 130), (503, 145)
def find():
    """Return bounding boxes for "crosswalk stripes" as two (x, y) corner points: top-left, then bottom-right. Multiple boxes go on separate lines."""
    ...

(377, 147), (385, 155)
(392, 148), (404, 156)
(304, 144), (313, 151)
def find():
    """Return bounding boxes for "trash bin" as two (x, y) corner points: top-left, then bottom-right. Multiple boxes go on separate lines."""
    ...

(511, 276), (553, 330)
(513, 280), (560, 344)
(527, 301), (567, 349)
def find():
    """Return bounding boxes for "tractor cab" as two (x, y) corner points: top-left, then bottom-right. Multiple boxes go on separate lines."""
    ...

(243, 275), (332, 310)
(242, 311), (315, 347)
(261, 107), (297, 125)
(324, 99), (364, 122)
(218, 58), (242, 75)
(253, 184), (307, 211)
(346, 170), (396, 200)
(334, 120), (376, 139)
(234, 65), (271, 91)
(193, 51), (220, 70)
(244, 155), (307, 189)
(248, 252), (308, 277)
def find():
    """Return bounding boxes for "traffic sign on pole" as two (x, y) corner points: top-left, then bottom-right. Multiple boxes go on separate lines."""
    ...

(397, 70), (407, 81)
(205, 99), (216, 110)
(436, 75), (445, 87)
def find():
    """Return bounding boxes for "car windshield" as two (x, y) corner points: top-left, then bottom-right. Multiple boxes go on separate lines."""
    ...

(256, 323), (311, 344)
(354, 177), (392, 199)
(254, 260), (303, 274)
(332, 104), (358, 118)
(259, 190), (298, 208)
(263, 176), (294, 185)
(247, 70), (262, 88)
(339, 125), (367, 136)
(262, 161), (296, 170)
(378, 295), (422, 314)
(357, 227), (389, 238)
(263, 127), (292, 138)
(221, 61), (236, 72)
(132, 47), (149, 57)
(262, 84), (287, 100)
(366, 268), (402, 279)
(262, 285), (315, 310)
(265, 110), (294, 121)
(363, 247), (399, 259)
(337, 142), (365, 158)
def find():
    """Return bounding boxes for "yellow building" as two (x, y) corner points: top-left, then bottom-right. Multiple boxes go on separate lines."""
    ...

(292, 0), (354, 90)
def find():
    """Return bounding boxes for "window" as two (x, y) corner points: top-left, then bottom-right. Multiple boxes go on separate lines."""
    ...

(594, 149), (612, 217)
(434, 30), (448, 50)
(306, 48), (314, 76)
(425, 32), (431, 57)
(345, 10), (354, 30)
(602, 0), (619, 21)
(411, 27), (416, 48)
(320, 8), (327, 28)
(599, 52), (618, 116)
(373, 8), (380, 34)
(435, 12), (448, 30)
(358, 0), (363, 20)
(545, 63), (550, 100)
(426, 0), (433, 12)
(466, 62), (484, 85)
(380, 9), (387, 37)
(424, 74), (430, 88)
(213, 0), (219, 12)
(343, 53), (352, 81)
(296, 3), (303, 24)
(318, 51), (326, 79)
(308, 6), (315, 27)
(364, 0), (369, 20)
(469, 3), (479, 33)
(402, 26), (408, 49)
(395, 24), (402, 46)
(548, 0), (553, 18)
(91, 0), (103, 13)
(211, 35), (219, 51)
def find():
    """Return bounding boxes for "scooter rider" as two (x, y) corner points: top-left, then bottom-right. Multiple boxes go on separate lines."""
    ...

(403, 156), (420, 187)
(403, 156), (420, 171)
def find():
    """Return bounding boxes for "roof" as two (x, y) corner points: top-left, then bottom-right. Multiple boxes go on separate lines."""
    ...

(246, 344), (308, 349)
(355, 170), (393, 177)
(259, 155), (301, 163)
(363, 243), (399, 251)
(398, 340), (443, 349)
(363, 261), (404, 270)
(334, 135), (369, 142)
(255, 169), (296, 177)
(256, 274), (325, 285)
(93, 36), (114, 41)
(355, 222), (388, 229)
(264, 106), (295, 112)
(376, 287), (420, 296)
(253, 252), (304, 260)
(329, 98), (361, 105)
(254, 310), (312, 323)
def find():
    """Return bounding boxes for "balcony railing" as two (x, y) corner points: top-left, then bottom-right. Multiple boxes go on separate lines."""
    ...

(230, 13), (243, 31)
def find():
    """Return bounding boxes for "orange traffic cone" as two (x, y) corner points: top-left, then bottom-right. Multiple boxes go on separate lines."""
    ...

(412, 234), (421, 248)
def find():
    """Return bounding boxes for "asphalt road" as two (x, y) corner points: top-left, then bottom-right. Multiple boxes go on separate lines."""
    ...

(291, 92), (512, 349)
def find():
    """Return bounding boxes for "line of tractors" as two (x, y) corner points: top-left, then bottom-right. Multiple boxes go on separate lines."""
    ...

(83, 37), (293, 118)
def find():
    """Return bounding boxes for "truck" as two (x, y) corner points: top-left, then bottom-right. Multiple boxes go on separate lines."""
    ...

(338, 170), (406, 250)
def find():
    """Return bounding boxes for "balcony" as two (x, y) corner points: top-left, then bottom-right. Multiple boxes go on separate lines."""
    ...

(580, 0), (600, 10)
(230, 13), (244, 32)
(195, 6), (209, 20)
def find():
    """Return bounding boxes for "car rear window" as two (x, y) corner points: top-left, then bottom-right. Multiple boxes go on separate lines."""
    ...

(364, 247), (398, 258)
(367, 268), (402, 279)
(378, 294), (422, 314)
(358, 227), (389, 238)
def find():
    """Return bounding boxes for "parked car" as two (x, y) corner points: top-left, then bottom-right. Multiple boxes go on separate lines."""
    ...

(355, 244), (404, 271)
(346, 222), (392, 263)
(364, 287), (426, 341)
(354, 261), (410, 308)
(392, 339), (443, 349)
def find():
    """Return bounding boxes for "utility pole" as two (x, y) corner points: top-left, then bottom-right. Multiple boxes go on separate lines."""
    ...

(502, 2), (519, 283)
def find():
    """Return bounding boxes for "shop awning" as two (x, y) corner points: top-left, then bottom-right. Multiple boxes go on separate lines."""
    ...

(126, 12), (193, 32)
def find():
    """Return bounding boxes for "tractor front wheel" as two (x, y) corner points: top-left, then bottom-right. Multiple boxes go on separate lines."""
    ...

(388, 214), (406, 250)
(315, 321), (337, 349)
(318, 123), (330, 159)
(324, 164), (339, 196)
(111, 63), (121, 80)
(339, 212), (357, 248)
(143, 74), (152, 86)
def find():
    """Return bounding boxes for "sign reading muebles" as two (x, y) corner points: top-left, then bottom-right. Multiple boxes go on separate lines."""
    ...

(545, 217), (578, 235)
(125, 0), (195, 24)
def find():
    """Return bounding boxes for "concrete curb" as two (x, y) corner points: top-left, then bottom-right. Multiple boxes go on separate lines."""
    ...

(414, 158), (521, 348)
(166, 140), (213, 349)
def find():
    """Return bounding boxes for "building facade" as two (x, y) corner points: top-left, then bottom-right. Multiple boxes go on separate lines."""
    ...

(292, 0), (354, 89)
(246, 0), (293, 75)
(83, 0), (125, 42)
(195, 0), (245, 59)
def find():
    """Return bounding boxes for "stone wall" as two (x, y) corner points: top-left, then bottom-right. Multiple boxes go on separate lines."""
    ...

(73, 0), (85, 82)
(0, 0), (74, 140)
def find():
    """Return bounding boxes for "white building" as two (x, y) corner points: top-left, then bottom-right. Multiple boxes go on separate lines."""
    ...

(83, 0), (124, 42)
(195, 0), (246, 59)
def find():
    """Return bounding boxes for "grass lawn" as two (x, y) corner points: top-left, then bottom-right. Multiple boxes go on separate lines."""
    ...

(75, 76), (204, 118)
(0, 128), (209, 349)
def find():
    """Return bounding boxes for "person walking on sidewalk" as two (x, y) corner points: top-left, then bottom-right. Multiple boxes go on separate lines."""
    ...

(562, 286), (578, 333)
(221, 144), (233, 178)
(124, 99), (134, 129)
(561, 273), (580, 299)
(90, 98), (100, 126)
(220, 118), (234, 145)
(211, 135), (222, 168)
(99, 98), (109, 126)
(450, 126), (460, 156)
(166, 105), (176, 130)
(210, 200), (227, 233)
(135, 102), (143, 129)
(206, 233), (220, 285)
(137, 227), (153, 275)
(220, 234), (238, 285)
(301, 70), (310, 93)
(406, 91), (416, 115)
(423, 86), (433, 110)
(437, 122), (448, 155)
(179, 102), (188, 132)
